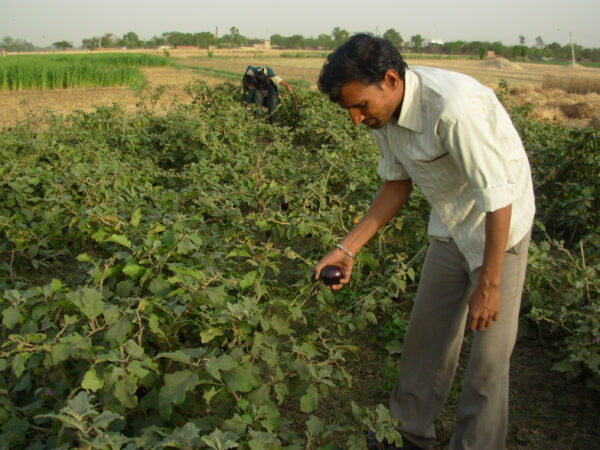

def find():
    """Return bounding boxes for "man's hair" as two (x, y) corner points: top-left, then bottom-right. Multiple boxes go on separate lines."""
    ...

(244, 74), (256, 86)
(318, 33), (408, 103)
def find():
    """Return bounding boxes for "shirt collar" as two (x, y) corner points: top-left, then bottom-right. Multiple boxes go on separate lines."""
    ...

(395, 68), (423, 133)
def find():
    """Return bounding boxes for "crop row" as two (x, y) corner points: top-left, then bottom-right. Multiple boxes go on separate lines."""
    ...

(0, 53), (174, 90)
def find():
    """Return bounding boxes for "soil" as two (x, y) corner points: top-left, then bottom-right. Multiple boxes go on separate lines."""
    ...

(1, 50), (599, 448)
(341, 317), (600, 450)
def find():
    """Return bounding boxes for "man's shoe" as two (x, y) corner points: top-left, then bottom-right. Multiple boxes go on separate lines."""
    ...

(365, 430), (424, 449)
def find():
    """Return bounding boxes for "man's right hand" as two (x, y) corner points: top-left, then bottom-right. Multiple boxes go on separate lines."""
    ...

(314, 248), (354, 290)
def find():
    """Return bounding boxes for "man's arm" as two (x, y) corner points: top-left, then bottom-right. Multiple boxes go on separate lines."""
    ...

(467, 203), (512, 330)
(278, 80), (298, 110)
(315, 179), (413, 290)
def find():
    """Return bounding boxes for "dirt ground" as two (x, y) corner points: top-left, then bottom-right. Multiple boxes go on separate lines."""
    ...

(1, 50), (599, 448)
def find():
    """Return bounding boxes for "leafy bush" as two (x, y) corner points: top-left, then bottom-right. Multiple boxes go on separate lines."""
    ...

(0, 83), (415, 448)
(500, 81), (600, 388)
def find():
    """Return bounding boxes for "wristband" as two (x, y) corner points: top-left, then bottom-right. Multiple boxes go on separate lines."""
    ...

(336, 243), (355, 259)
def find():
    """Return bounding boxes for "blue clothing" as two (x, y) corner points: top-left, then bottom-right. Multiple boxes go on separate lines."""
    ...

(242, 65), (281, 105)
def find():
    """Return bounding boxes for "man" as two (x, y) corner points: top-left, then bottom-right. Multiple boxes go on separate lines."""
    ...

(242, 65), (297, 123)
(315, 34), (535, 450)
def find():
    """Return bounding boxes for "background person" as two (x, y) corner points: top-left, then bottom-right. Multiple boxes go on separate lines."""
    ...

(315, 34), (535, 450)
(242, 65), (297, 123)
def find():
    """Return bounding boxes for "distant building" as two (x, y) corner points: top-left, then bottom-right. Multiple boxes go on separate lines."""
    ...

(252, 40), (271, 50)
(424, 38), (445, 47)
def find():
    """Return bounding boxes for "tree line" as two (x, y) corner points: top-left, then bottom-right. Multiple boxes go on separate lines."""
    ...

(2, 28), (599, 62)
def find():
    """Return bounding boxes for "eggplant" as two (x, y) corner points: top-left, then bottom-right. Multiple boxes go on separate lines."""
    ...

(320, 265), (343, 286)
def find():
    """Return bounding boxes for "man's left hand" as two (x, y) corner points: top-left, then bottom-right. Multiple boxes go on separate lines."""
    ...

(467, 282), (500, 331)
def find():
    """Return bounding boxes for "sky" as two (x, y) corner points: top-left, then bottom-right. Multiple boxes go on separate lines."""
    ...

(1, 0), (598, 49)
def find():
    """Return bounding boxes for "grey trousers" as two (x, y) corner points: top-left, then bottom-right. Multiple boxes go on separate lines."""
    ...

(390, 231), (531, 450)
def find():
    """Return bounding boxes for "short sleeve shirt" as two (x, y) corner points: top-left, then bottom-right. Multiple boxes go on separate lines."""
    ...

(373, 66), (535, 271)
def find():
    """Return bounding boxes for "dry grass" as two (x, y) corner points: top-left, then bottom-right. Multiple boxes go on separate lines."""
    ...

(543, 73), (600, 95)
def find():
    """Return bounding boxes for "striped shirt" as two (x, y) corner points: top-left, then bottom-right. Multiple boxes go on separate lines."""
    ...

(373, 66), (535, 271)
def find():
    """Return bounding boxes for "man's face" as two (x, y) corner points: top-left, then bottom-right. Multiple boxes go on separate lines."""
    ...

(338, 72), (404, 129)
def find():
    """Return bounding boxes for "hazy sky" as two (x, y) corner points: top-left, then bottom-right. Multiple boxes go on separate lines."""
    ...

(1, 0), (598, 48)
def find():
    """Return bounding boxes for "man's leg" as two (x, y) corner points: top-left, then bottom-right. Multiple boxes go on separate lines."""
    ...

(264, 91), (279, 124)
(449, 231), (531, 450)
(390, 238), (472, 448)
(253, 88), (268, 119)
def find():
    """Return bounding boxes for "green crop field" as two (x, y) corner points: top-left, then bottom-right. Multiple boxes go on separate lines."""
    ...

(0, 81), (599, 448)
(0, 53), (174, 90)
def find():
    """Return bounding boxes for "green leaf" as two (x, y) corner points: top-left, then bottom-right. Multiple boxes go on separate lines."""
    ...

(67, 288), (104, 320)
(247, 430), (281, 450)
(52, 333), (91, 365)
(385, 340), (403, 355)
(77, 253), (94, 263)
(123, 263), (146, 280)
(148, 314), (165, 336)
(300, 384), (319, 413)
(105, 318), (134, 347)
(148, 278), (171, 297)
(161, 230), (176, 247)
(247, 384), (270, 406)
(115, 280), (135, 297)
(356, 250), (379, 269)
(81, 367), (105, 391)
(201, 285), (227, 307)
(2, 307), (20, 329)
(11, 353), (31, 378)
(106, 234), (132, 249)
(158, 370), (200, 418)
(93, 410), (123, 430)
(201, 429), (240, 450)
(239, 270), (258, 290)
(205, 355), (238, 382)
(224, 365), (259, 393)
(200, 327), (225, 344)
(114, 377), (138, 409)
(66, 391), (96, 420)
(130, 208), (142, 228)
(306, 415), (323, 436)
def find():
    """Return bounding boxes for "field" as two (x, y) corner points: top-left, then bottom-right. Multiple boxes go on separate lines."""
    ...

(1, 48), (600, 128)
(1, 49), (599, 449)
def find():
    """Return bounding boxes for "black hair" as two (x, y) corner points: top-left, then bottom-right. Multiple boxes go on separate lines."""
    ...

(318, 33), (408, 103)
(243, 74), (256, 86)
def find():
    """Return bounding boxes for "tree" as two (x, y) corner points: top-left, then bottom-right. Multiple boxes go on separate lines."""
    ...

(410, 34), (423, 52)
(332, 27), (350, 47)
(518, 35), (526, 45)
(120, 31), (142, 49)
(442, 41), (465, 54)
(1, 36), (35, 52)
(52, 41), (72, 51)
(383, 28), (403, 49)
(315, 33), (333, 49)
(82, 37), (99, 50)
(101, 33), (117, 48)
(535, 36), (545, 49)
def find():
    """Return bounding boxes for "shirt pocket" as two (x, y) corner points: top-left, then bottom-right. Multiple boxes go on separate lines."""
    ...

(411, 153), (474, 228)
(412, 152), (467, 196)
